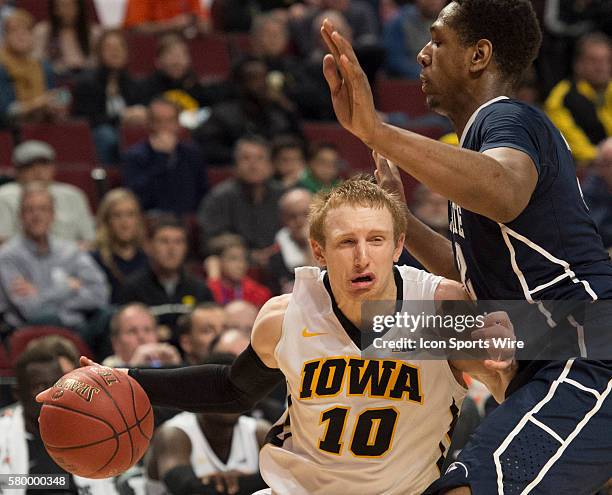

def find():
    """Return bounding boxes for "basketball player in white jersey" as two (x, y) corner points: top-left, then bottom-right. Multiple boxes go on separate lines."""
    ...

(67, 178), (516, 495)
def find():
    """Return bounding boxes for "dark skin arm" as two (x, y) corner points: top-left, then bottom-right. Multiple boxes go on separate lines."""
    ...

(320, 20), (538, 225)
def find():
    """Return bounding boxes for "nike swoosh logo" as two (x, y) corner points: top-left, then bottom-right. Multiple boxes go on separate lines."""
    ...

(302, 327), (326, 338)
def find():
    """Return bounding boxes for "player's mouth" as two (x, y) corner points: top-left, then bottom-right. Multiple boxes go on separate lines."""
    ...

(350, 272), (376, 289)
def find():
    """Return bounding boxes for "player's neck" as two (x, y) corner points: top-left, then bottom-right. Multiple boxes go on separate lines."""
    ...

(334, 281), (398, 329)
(451, 78), (514, 137)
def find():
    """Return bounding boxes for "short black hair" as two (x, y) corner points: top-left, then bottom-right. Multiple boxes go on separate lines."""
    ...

(147, 214), (186, 239)
(14, 343), (58, 391)
(308, 141), (338, 161)
(447, 0), (542, 85)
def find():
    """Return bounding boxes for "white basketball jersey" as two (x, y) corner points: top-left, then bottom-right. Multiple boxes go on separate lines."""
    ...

(146, 413), (260, 495)
(259, 266), (466, 495)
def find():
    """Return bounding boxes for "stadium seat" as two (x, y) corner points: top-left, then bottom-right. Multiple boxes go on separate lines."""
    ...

(8, 326), (94, 366)
(0, 131), (14, 168)
(15, 0), (47, 21)
(302, 122), (373, 171)
(375, 78), (429, 117)
(54, 164), (100, 209)
(0, 344), (12, 378)
(20, 121), (97, 166)
(207, 166), (233, 187)
(189, 34), (232, 81)
(126, 33), (158, 77)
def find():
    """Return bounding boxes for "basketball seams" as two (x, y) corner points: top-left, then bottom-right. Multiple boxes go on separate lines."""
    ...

(126, 373), (153, 442)
(84, 369), (136, 468)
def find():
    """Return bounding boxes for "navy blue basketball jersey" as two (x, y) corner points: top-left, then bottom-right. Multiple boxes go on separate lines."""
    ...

(451, 97), (612, 301)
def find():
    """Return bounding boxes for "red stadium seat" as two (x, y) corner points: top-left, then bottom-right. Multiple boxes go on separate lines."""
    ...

(8, 326), (94, 366)
(189, 34), (232, 81)
(302, 122), (373, 171)
(54, 164), (99, 209)
(207, 166), (233, 187)
(375, 78), (429, 117)
(126, 33), (158, 77)
(21, 121), (97, 166)
(0, 344), (12, 378)
(0, 131), (14, 168)
(15, 0), (47, 21)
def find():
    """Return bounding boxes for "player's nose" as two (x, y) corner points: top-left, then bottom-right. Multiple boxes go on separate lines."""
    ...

(417, 44), (431, 67)
(353, 241), (369, 267)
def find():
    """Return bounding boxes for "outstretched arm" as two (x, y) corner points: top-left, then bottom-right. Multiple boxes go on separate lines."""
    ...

(42, 296), (289, 413)
(321, 20), (538, 224)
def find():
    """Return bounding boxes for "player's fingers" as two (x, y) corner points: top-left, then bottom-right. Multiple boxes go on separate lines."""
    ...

(331, 28), (360, 66)
(322, 54), (342, 94)
(79, 356), (97, 368)
(320, 21), (341, 62)
(483, 359), (514, 371)
(35, 388), (52, 403)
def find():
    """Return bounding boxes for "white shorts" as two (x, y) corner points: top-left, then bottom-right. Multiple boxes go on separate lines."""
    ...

(251, 490), (271, 495)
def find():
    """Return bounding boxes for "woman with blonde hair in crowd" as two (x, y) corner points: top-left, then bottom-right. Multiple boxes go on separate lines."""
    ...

(91, 188), (148, 302)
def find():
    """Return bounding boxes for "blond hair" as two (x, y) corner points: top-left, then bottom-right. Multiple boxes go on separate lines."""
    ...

(309, 175), (408, 246)
(95, 188), (145, 282)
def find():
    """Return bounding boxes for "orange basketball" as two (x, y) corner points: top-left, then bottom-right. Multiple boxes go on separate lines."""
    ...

(38, 365), (154, 479)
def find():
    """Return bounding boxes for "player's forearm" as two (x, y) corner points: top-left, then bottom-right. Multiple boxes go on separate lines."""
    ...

(404, 213), (459, 281)
(369, 123), (522, 222)
(128, 345), (284, 413)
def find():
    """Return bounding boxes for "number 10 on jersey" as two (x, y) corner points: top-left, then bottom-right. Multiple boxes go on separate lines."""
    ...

(318, 406), (398, 457)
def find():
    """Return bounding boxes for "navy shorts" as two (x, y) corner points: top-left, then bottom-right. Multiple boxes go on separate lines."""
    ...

(423, 359), (612, 495)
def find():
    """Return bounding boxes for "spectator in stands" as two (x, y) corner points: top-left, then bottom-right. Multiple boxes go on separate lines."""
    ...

(123, 0), (210, 36)
(411, 183), (449, 237)
(72, 29), (147, 164)
(117, 217), (214, 344)
(205, 233), (272, 307)
(544, 32), (612, 166)
(223, 300), (258, 336)
(177, 303), (227, 365)
(0, 9), (68, 127)
(210, 328), (250, 355)
(294, 10), (352, 120)
(0, 184), (108, 334)
(147, 353), (269, 495)
(271, 135), (307, 188)
(198, 136), (284, 264)
(32, 0), (100, 78)
(268, 188), (312, 294)
(582, 137), (612, 249)
(140, 33), (227, 111)
(297, 141), (342, 193)
(1, 341), (118, 493)
(383, 0), (446, 79)
(103, 303), (181, 368)
(250, 13), (320, 120)
(0, 140), (95, 245)
(91, 188), (148, 303)
(122, 97), (208, 216)
(193, 57), (302, 164)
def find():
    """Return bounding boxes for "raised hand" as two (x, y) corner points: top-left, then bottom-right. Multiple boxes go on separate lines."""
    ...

(320, 19), (381, 144)
(373, 151), (407, 204)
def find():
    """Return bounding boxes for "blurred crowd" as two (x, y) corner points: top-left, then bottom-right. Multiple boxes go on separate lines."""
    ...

(0, 0), (610, 494)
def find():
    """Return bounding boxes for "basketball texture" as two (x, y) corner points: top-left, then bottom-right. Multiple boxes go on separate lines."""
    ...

(38, 365), (153, 479)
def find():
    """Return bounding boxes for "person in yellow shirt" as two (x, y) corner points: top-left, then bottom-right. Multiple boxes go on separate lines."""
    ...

(544, 32), (612, 166)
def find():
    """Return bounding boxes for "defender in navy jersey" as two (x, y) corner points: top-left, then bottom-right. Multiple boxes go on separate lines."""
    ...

(322, 0), (612, 493)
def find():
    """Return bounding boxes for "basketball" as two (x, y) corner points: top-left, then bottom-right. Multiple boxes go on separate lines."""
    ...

(37, 365), (154, 479)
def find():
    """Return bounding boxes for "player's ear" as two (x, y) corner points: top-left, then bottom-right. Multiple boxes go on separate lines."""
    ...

(469, 39), (493, 74)
(310, 239), (326, 266)
(393, 233), (405, 262)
